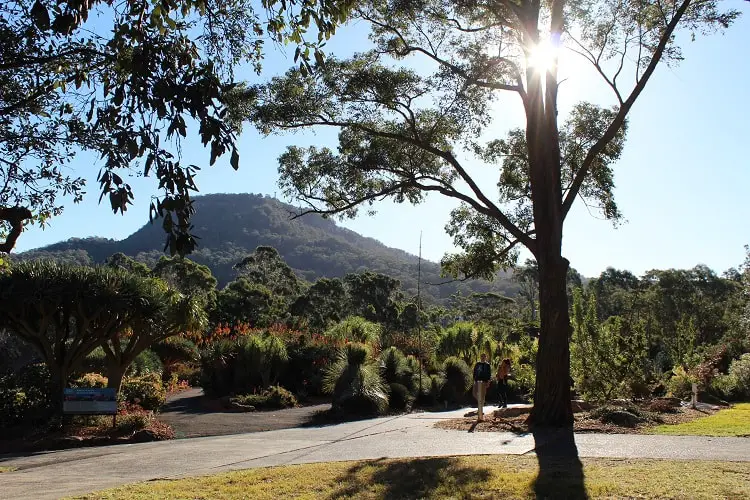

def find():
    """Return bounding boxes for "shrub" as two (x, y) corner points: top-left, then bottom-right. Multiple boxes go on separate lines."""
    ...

(387, 382), (412, 411)
(152, 337), (200, 364)
(426, 374), (445, 405)
(712, 354), (750, 401)
(234, 386), (298, 410)
(441, 357), (471, 405)
(72, 372), (108, 388)
(0, 364), (54, 429)
(127, 350), (163, 378)
(80, 347), (108, 374)
(325, 317), (382, 345)
(380, 347), (418, 409)
(323, 343), (388, 416)
(121, 373), (166, 411)
(666, 365), (697, 399)
(283, 338), (338, 397)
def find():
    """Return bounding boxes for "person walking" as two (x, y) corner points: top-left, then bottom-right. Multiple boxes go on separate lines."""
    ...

(496, 358), (512, 408)
(472, 353), (492, 421)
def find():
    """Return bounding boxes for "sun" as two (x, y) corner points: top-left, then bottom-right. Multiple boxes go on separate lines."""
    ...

(526, 39), (559, 74)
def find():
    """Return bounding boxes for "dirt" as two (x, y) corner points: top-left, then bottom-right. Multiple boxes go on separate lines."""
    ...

(434, 401), (719, 434)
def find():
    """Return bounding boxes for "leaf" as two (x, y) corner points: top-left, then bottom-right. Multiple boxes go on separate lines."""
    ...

(31, 1), (51, 31)
(230, 148), (240, 170)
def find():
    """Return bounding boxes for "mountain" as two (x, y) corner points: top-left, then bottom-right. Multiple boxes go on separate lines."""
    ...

(16, 193), (520, 303)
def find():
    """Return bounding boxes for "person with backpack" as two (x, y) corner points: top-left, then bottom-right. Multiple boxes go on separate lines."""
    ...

(472, 353), (492, 421)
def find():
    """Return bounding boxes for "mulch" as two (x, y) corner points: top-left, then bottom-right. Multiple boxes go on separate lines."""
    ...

(434, 400), (719, 434)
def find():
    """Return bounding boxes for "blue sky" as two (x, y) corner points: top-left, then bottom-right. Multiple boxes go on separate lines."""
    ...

(13, 9), (750, 278)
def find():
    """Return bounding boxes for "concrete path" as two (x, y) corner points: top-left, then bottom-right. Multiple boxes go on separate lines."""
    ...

(1, 405), (748, 499)
(159, 388), (330, 438)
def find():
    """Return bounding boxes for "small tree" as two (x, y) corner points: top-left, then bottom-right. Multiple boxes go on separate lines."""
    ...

(324, 343), (388, 415)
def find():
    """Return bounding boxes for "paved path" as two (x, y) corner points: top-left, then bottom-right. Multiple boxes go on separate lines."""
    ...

(159, 388), (330, 438)
(1, 405), (748, 499)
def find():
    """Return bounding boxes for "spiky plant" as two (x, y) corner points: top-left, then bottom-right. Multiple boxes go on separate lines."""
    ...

(323, 343), (388, 415)
(325, 316), (382, 345)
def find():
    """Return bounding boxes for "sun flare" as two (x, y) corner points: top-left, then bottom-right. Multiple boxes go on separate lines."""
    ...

(526, 39), (559, 74)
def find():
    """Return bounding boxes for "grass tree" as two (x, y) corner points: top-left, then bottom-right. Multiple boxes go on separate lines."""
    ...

(242, 0), (739, 426)
(324, 343), (389, 415)
(0, 261), (162, 410)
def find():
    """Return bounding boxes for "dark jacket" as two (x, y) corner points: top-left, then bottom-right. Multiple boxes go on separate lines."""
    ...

(473, 361), (491, 382)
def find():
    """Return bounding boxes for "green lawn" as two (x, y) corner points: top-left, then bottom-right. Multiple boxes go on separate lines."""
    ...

(73, 455), (750, 499)
(650, 403), (750, 437)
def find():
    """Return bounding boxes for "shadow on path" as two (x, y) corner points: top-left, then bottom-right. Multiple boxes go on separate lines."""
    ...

(532, 427), (588, 499)
(328, 457), (491, 499)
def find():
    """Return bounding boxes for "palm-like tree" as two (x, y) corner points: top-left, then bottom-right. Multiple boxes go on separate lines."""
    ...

(101, 280), (208, 392)
(0, 262), (165, 410)
(323, 343), (388, 415)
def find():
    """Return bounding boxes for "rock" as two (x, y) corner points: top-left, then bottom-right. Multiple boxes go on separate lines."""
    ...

(600, 410), (645, 428)
(229, 402), (255, 412)
(571, 400), (594, 413)
(130, 429), (160, 443)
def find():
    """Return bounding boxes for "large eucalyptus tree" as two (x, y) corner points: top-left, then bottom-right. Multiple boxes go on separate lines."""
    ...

(242, 0), (739, 425)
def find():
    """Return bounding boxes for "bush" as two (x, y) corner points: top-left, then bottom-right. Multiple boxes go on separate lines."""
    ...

(324, 343), (388, 416)
(121, 373), (167, 411)
(387, 382), (412, 411)
(0, 364), (54, 429)
(234, 386), (298, 410)
(283, 338), (338, 397)
(712, 354), (750, 401)
(127, 350), (163, 377)
(152, 337), (200, 364)
(666, 365), (696, 399)
(80, 347), (108, 374)
(165, 363), (201, 386)
(426, 374), (445, 406)
(72, 372), (108, 388)
(441, 357), (471, 405)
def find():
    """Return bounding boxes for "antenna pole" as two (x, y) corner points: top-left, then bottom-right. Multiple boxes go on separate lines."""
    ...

(417, 231), (423, 398)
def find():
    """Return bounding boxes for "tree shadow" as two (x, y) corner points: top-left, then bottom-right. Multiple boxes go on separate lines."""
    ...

(328, 457), (491, 499)
(531, 427), (588, 499)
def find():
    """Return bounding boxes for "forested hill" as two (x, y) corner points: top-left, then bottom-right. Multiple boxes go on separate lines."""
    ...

(18, 193), (519, 302)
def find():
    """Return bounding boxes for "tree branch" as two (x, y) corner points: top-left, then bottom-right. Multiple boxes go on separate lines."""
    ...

(562, 0), (692, 219)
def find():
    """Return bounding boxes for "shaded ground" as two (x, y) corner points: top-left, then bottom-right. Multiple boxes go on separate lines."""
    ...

(435, 401), (720, 435)
(159, 388), (331, 438)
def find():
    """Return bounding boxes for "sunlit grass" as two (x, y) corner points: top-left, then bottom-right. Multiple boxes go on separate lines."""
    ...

(0, 466), (17, 473)
(73, 455), (750, 499)
(650, 403), (750, 437)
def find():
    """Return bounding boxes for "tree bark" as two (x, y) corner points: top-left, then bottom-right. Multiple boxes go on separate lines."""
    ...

(106, 363), (125, 394)
(529, 254), (574, 427)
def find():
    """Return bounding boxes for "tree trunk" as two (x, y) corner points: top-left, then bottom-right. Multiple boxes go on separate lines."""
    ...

(106, 362), (125, 394)
(529, 254), (574, 427)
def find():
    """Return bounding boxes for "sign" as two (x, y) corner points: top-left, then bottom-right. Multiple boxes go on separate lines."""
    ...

(63, 388), (117, 415)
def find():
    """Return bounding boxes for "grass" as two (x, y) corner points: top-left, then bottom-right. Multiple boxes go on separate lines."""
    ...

(73, 455), (750, 499)
(650, 403), (750, 437)
(0, 466), (18, 473)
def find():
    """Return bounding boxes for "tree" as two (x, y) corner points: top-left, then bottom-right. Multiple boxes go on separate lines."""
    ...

(234, 246), (303, 300)
(0, 0), (354, 255)
(290, 277), (347, 331)
(0, 261), (162, 410)
(101, 279), (207, 392)
(213, 278), (279, 327)
(106, 252), (151, 277)
(152, 256), (218, 308)
(344, 271), (402, 327)
(242, 0), (738, 425)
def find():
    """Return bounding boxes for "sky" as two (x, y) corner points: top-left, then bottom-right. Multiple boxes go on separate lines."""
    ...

(11, 7), (750, 278)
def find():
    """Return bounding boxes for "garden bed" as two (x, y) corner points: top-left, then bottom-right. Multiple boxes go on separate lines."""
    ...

(434, 399), (721, 434)
(0, 404), (174, 454)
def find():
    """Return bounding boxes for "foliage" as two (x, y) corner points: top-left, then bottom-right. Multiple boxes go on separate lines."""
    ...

(711, 354), (750, 401)
(0, 363), (53, 429)
(441, 357), (471, 406)
(126, 350), (164, 378)
(379, 346), (417, 410)
(213, 279), (279, 327)
(325, 316), (382, 345)
(666, 366), (698, 400)
(234, 246), (303, 300)
(72, 372), (108, 389)
(120, 373), (167, 411)
(199, 332), (289, 397)
(234, 386), (298, 410)
(0, 261), (169, 403)
(323, 343), (388, 416)
(282, 334), (342, 397)
(0, 0), (355, 255)
(571, 290), (650, 401)
(290, 277), (347, 331)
